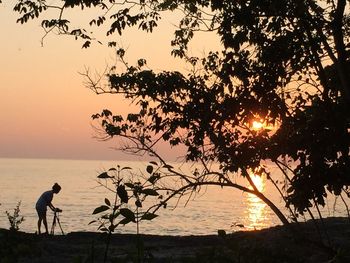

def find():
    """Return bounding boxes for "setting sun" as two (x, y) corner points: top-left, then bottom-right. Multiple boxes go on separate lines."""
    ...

(252, 121), (264, 130)
(250, 118), (276, 132)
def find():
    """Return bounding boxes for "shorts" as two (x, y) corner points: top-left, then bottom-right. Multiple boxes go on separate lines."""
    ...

(36, 205), (47, 218)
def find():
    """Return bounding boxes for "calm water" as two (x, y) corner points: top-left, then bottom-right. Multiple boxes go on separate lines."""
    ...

(0, 158), (347, 235)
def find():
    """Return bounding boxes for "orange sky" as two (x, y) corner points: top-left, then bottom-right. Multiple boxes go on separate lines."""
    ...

(0, 3), (220, 161)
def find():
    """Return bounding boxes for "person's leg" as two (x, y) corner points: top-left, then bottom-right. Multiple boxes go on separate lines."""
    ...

(42, 211), (48, 234)
(37, 217), (42, 234)
(37, 208), (47, 234)
(37, 208), (43, 234)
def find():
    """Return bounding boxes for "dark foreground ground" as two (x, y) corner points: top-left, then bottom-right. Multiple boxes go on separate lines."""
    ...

(1, 217), (350, 263)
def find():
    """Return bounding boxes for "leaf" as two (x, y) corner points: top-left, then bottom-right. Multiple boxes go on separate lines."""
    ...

(163, 164), (174, 169)
(91, 113), (101, 120)
(110, 212), (120, 221)
(88, 220), (96, 225)
(120, 208), (136, 222)
(135, 199), (142, 208)
(108, 41), (117, 47)
(92, 205), (110, 214)
(82, 40), (91, 49)
(146, 165), (153, 174)
(98, 172), (111, 179)
(116, 48), (125, 58)
(105, 198), (111, 206)
(108, 224), (116, 232)
(121, 166), (132, 171)
(102, 109), (112, 117)
(137, 58), (147, 67)
(117, 185), (128, 203)
(101, 214), (109, 219)
(148, 175), (158, 184)
(142, 188), (159, 196)
(141, 212), (158, 220)
(149, 161), (158, 165)
(124, 183), (134, 188)
(287, 187), (294, 193)
(118, 217), (133, 225)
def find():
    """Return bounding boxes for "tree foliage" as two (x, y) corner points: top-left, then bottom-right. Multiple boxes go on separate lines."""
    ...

(11, 0), (350, 221)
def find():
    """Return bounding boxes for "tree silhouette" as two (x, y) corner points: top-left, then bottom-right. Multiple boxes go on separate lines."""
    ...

(12, 0), (350, 224)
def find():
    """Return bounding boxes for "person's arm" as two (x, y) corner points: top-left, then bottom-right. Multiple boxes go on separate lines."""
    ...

(48, 203), (56, 211)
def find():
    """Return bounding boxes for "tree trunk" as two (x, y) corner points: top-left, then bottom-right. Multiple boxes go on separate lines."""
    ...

(244, 169), (290, 226)
(333, 0), (350, 104)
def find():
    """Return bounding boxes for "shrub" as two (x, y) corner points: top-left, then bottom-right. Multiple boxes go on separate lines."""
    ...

(6, 201), (25, 231)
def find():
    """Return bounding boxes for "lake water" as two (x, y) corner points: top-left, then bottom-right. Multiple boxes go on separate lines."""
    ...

(0, 158), (348, 235)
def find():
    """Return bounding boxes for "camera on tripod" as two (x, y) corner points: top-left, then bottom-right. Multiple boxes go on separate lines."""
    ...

(51, 207), (64, 235)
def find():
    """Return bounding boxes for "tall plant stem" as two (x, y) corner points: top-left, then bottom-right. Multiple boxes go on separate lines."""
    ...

(313, 199), (331, 246)
(136, 207), (141, 263)
(104, 168), (120, 262)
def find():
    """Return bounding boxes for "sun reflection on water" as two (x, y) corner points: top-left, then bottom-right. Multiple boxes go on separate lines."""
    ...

(246, 174), (268, 230)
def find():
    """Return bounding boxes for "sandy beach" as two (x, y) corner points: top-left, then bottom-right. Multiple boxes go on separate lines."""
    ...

(1, 217), (350, 262)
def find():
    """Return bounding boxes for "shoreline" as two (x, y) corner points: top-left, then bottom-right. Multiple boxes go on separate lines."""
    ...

(1, 217), (350, 262)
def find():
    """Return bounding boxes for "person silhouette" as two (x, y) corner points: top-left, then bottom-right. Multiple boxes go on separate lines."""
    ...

(35, 183), (61, 235)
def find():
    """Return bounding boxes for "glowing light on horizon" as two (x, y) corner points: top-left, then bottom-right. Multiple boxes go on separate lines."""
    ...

(251, 118), (275, 133)
(252, 120), (264, 130)
(250, 174), (265, 192)
(246, 173), (268, 230)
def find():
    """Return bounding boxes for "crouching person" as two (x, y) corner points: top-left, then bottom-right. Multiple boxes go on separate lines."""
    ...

(35, 183), (61, 235)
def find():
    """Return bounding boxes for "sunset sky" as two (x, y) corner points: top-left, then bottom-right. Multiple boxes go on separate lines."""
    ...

(0, 2), (219, 161)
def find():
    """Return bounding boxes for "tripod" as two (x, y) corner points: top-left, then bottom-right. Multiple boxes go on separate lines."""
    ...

(50, 209), (64, 235)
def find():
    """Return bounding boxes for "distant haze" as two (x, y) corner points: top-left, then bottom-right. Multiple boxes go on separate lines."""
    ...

(0, 3), (219, 161)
